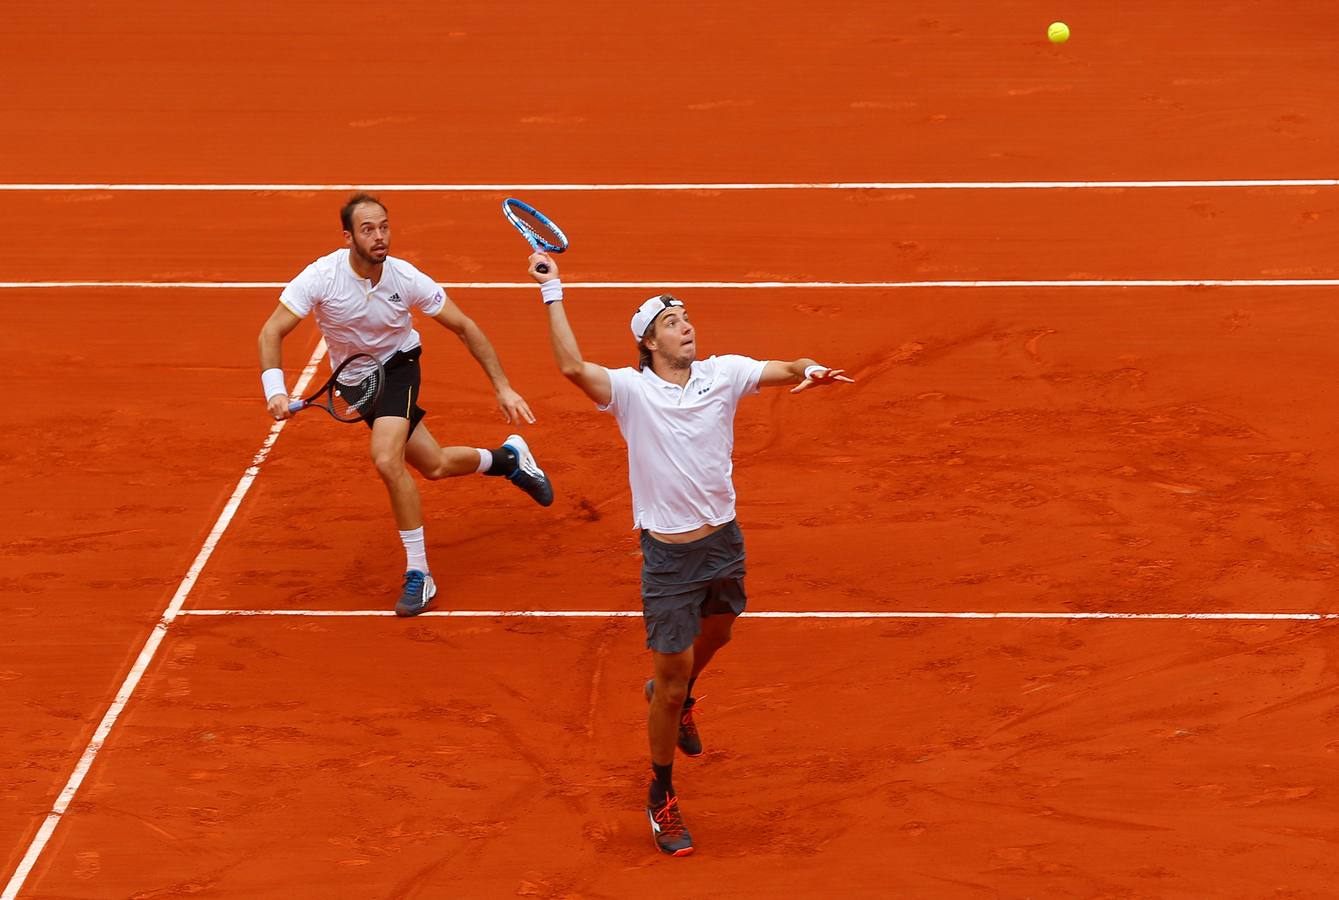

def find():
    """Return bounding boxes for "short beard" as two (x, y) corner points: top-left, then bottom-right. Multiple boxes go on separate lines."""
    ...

(660, 349), (693, 371)
(354, 243), (386, 266)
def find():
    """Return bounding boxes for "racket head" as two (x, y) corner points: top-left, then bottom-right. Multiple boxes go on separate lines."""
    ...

(299, 352), (385, 423)
(502, 198), (569, 254)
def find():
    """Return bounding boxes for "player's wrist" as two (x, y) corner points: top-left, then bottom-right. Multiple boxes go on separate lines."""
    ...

(540, 279), (563, 305)
(261, 367), (288, 401)
(803, 364), (827, 381)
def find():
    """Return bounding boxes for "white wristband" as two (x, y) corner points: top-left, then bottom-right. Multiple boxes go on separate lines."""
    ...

(540, 279), (564, 305)
(803, 364), (827, 380)
(261, 367), (288, 400)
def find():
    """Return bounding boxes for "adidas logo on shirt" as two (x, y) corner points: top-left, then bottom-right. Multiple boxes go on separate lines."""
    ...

(387, 292), (403, 304)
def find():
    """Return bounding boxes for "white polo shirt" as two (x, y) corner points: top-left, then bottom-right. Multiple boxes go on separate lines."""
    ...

(600, 354), (767, 533)
(279, 249), (447, 371)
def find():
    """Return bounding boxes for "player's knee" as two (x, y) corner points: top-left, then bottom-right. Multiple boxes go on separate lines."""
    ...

(654, 676), (690, 710)
(417, 458), (449, 480)
(371, 450), (405, 481)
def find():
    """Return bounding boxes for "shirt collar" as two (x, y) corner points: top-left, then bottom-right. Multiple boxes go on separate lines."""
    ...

(641, 361), (700, 391)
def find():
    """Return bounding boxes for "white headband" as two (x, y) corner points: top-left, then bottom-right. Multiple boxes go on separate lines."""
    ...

(630, 295), (684, 340)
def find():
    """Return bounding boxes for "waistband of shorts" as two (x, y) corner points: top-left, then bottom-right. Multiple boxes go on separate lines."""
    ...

(640, 519), (738, 551)
(384, 344), (423, 368)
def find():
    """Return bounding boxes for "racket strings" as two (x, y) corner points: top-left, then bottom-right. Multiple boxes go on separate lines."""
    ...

(505, 201), (567, 251)
(331, 370), (381, 421)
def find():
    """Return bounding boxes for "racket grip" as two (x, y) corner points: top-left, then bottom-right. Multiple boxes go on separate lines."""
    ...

(287, 399), (304, 413)
(535, 263), (550, 274)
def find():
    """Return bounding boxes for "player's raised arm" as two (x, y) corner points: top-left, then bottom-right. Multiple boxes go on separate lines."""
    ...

(759, 359), (856, 394)
(257, 303), (304, 420)
(528, 252), (612, 407)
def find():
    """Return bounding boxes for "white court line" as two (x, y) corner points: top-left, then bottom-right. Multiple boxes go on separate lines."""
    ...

(4, 279), (1339, 290)
(179, 609), (1338, 621)
(1, 340), (327, 900)
(1, 179), (1337, 191)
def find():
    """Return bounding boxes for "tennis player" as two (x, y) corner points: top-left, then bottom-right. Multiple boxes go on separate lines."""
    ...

(257, 193), (553, 617)
(527, 251), (852, 856)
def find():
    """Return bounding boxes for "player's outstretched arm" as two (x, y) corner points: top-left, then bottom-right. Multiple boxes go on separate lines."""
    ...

(431, 296), (536, 425)
(257, 303), (304, 419)
(528, 252), (612, 407)
(760, 359), (856, 394)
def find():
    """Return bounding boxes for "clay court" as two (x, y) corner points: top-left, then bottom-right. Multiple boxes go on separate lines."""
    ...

(5, 2), (1339, 897)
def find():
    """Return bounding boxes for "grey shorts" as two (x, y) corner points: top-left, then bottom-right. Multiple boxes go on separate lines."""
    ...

(640, 520), (747, 654)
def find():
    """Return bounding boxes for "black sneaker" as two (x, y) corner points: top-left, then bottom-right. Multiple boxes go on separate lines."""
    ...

(644, 678), (703, 757)
(394, 570), (436, 617)
(502, 434), (553, 507)
(646, 789), (694, 857)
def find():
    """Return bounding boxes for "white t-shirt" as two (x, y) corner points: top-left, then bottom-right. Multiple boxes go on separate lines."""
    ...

(279, 250), (447, 374)
(600, 354), (767, 533)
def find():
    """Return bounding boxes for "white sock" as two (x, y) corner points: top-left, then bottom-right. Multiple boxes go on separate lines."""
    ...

(399, 527), (428, 573)
(475, 448), (492, 474)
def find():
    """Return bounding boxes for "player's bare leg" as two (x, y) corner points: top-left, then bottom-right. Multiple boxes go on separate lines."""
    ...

(404, 422), (487, 479)
(689, 612), (735, 682)
(404, 422), (554, 506)
(647, 646), (695, 856)
(369, 416), (436, 616)
(369, 416), (422, 529)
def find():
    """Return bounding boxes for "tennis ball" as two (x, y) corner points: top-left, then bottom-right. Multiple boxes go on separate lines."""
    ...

(1047, 21), (1070, 43)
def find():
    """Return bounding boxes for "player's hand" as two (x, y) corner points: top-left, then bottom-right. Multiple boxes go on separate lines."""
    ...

(528, 251), (559, 283)
(496, 386), (537, 425)
(266, 393), (293, 420)
(791, 367), (855, 394)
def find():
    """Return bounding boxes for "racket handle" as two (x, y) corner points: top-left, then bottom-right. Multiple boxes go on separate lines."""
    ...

(287, 399), (304, 413)
(535, 263), (550, 274)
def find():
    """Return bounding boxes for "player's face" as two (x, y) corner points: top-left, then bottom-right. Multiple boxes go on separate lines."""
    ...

(649, 308), (695, 367)
(345, 203), (390, 265)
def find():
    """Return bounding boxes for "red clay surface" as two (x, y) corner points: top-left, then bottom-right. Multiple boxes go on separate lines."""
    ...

(4, 1), (1339, 897)
(17, 188), (1339, 284)
(15, 617), (1339, 897)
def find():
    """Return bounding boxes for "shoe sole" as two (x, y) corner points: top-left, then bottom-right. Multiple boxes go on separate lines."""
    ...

(644, 678), (703, 757)
(395, 580), (438, 618)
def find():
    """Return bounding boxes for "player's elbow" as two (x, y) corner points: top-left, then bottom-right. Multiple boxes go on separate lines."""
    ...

(559, 360), (586, 380)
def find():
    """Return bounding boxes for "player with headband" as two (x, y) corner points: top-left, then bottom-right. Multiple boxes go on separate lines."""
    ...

(527, 251), (853, 856)
(257, 192), (554, 617)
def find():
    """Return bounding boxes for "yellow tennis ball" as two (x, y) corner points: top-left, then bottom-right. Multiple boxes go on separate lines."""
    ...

(1047, 21), (1070, 43)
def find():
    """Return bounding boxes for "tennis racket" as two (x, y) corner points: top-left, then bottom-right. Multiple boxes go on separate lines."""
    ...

(502, 198), (569, 274)
(288, 353), (385, 422)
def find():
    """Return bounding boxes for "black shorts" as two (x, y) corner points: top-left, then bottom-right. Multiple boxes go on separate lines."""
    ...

(640, 521), (747, 654)
(360, 346), (427, 436)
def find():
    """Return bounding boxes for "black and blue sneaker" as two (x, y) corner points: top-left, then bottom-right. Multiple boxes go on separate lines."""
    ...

(394, 569), (436, 617)
(502, 434), (554, 507)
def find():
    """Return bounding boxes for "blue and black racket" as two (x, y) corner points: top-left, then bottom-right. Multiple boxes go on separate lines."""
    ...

(502, 198), (569, 273)
(288, 352), (385, 423)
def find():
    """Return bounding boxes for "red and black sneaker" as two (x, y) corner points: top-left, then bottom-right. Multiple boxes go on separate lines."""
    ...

(646, 791), (694, 857)
(644, 679), (704, 757)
